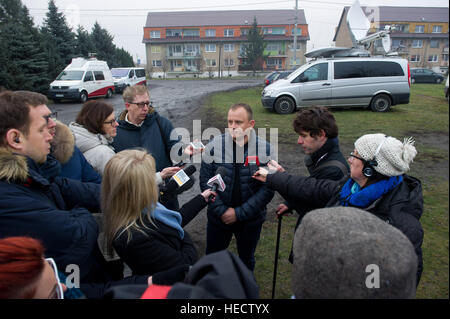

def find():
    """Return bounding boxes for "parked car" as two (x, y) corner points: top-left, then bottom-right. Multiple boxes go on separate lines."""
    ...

(445, 75), (449, 101)
(262, 56), (411, 114)
(264, 70), (293, 86)
(48, 57), (114, 103)
(111, 67), (147, 93)
(410, 68), (445, 84)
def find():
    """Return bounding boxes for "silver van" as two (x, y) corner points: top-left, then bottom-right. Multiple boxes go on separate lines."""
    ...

(261, 57), (410, 114)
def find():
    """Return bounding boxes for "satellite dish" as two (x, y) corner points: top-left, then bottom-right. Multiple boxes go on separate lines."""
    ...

(382, 34), (391, 53)
(347, 0), (370, 43)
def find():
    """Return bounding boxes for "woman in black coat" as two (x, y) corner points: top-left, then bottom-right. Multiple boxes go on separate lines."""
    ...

(102, 149), (216, 276)
(253, 133), (424, 286)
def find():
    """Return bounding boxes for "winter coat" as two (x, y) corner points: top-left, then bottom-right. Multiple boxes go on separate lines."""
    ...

(112, 110), (181, 172)
(266, 172), (424, 284)
(69, 122), (115, 175)
(112, 195), (208, 276)
(51, 121), (101, 183)
(199, 130), (275, 226)
(0, 149), (101, 280)
(285, 137), (349, 218)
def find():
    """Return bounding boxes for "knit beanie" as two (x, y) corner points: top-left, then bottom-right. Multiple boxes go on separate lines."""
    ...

(292, 207), (418, 299)
(354, 133), (417, 176)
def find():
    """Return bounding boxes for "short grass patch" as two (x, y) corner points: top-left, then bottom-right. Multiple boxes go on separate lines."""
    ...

(203, 83), (448, 299)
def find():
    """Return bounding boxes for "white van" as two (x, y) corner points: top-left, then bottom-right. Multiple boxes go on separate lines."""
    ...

(110, 67), (147, 93)
(262, 56), (411, 114)
(48, 57), (115, 103)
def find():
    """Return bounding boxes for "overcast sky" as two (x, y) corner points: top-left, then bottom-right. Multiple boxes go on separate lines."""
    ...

(22, 0), (449, 64)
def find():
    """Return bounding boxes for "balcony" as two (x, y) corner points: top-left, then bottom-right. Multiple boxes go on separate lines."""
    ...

(167, 51), (202, 59)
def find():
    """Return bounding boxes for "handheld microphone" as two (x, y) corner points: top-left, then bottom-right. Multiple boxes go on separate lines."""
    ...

(164, 165), (197, 194)
(206, 166), (227, 201)
(244, 156), (260, 176)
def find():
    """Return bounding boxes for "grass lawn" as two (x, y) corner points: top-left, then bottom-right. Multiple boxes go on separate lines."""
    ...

(203, 83), (449, 299)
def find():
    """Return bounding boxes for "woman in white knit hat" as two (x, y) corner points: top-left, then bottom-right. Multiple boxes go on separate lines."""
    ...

(253, 133), (424, 287)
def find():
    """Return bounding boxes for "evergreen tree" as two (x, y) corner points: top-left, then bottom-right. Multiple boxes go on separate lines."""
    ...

(0, 0), (49, 93)
(91, 22), (117, 67)
(41, 0), (76, 79)
(115, 47), (135, 67)
(242, 17), (266, 74)
(74, 26), (96, 58)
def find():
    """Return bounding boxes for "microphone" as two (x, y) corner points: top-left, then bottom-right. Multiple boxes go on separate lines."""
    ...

(206, 166), (227, 201)
(164, 165), (197, 194)
(244, 155), (260, 176)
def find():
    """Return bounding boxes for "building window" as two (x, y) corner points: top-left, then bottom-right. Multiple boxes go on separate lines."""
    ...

(394, 24), (409, 33)
(183, 29), (199, 37)
(205, 44), (216, 52)
(414, 25), (424, 33)
(289, 42), (301, 50)
(224, 29), (234, 37)
(166, 29), (182, 37)
(150, 31), (160, 38)
(432, 25), (442, 33)
(428, 55), (438, 62)
(267, 58), (282, 67)
(205, 29), (216, 37)
(206, 59), (216, 67)
(224, 59), (234, 67)
(430, 40), (440, 48)
(152, 60), (162, 67)
(392, 39), (405, 49)
(266, 43), (282, 52)
(224, 44), (235, 52)
(410, 55), (421, 62)
(412, 40), (423, 48)
(151, 46), (161, 53)
(443, 54), (449, 62)
(240, 28), (249, 36)
(291, 28), (302, 35)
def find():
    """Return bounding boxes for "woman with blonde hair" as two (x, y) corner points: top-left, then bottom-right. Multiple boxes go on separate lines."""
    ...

(102, 149), (216, 276)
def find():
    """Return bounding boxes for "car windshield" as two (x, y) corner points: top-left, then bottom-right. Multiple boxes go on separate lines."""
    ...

(111, 69), (129, 78)
(56, 71), (84, 81)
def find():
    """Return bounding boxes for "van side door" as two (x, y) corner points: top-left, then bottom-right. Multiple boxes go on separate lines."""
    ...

(92, 71), (106, 96)
(83, 71), (95, 97)
(290, 62), (331, 107)
(129, 69), (136, 86)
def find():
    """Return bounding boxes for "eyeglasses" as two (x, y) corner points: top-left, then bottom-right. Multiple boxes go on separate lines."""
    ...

(349, 152), (365, 162)
(45, 258), (64, 299)
(103, 119), (117, 126)
(128, 101), (152, 108)
(44, 112), (57, 125)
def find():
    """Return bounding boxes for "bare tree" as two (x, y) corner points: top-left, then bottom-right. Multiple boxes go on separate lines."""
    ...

(161, 57), (169, 79)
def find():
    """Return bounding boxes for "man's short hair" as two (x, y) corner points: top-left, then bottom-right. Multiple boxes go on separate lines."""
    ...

(293, 106), (338, 138)
(122, 84), (149, 103)
(292, 207), (418, 299)
(0, 91), (48, 148)
(75, 100), (114, 135)
(229, 103), (253, 121)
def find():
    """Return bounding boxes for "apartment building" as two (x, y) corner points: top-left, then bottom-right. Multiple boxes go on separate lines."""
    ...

(142, 10), (309, 77)
(333, 6), (449, 73)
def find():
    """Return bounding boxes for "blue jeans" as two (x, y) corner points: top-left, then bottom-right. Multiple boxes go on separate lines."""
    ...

(206, 218), (264, 271)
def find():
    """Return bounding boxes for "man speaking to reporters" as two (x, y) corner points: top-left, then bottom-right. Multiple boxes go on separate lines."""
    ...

(200, 103), (275, 271)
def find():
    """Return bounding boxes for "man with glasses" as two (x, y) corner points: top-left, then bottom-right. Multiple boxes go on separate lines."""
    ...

(113, 84), (194, 210)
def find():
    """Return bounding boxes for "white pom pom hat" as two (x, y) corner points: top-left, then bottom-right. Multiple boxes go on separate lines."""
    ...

(354, 133), (417, 177)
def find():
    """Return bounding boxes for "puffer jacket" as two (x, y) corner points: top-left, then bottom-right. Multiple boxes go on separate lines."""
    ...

(266, 172), (424, 285)
(69, 122), (115, 175)
(0, 148), (100, 280)
(51, 121), (101, 183)
(112, 110), (181, 172)
(199, 130), (275, 225)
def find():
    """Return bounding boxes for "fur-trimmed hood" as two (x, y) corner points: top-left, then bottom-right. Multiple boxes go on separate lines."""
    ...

(51, 121), (75, 164)
(0, 148), (29, 183)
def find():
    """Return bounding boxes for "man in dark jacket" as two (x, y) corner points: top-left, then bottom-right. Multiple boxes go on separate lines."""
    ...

(273, 107), (349, 262)
(0, 91), (149, 297)
(200, 103), (275, 271)
(112, 84), (193, 211)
